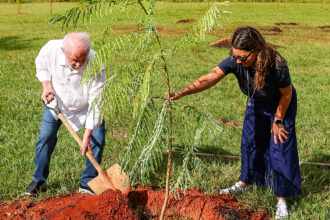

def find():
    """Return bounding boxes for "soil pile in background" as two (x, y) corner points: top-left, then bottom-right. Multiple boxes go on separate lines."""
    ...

(209, 38), (231, 48)
(0, 187), (269, 219)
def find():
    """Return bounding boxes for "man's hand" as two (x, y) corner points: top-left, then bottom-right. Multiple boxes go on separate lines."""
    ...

(41, 81), (55, 104)
(82, 129), (93, 155)
(271, 122), (289, 145)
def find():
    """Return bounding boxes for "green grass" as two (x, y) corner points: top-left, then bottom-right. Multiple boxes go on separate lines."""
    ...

(0, 1), (329, 219)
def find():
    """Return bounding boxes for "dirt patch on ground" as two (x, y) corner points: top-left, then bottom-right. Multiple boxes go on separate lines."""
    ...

(176, 19), (197, 23)
(217, 119), (243, 129)
(318, 25), (330, 29)
(275, 22), (299, 26)
(0, 187), (269, 219)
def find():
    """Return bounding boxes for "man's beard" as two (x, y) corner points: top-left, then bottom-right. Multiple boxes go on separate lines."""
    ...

(68, 62), (84, 71)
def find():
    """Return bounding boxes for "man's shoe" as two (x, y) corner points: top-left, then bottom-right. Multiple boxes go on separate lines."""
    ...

(275, 199), (289, 219)
(220, 181), (249, 195)
(79, 184), (95, 195)
(25, 181), (46, 196)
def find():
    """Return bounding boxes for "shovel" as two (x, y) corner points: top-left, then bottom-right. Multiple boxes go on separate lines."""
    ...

(42, 95), (130, 195)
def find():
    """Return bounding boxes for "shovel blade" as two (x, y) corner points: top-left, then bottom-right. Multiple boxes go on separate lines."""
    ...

(88, 163), (130, 196)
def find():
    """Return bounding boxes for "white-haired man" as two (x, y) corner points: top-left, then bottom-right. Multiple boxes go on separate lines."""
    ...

(25, 32), (105, 196)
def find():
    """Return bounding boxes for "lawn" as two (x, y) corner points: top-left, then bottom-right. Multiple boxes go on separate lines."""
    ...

(0, 1), (329, 219)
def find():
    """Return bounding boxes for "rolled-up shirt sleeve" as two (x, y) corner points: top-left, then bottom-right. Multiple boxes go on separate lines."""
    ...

(35, 41), (52, 82)
(85, 64), (106, 130)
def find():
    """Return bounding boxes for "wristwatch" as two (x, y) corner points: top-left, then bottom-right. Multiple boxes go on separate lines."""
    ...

(274, 118), (283, 125)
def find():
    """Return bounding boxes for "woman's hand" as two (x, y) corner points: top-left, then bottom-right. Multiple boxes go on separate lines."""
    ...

(164, 66), (226, 101)
(165, 91), (183, 101)
(271, 122), (289, 145)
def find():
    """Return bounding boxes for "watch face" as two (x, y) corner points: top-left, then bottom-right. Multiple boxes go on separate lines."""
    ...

(275, 119), (283, 124)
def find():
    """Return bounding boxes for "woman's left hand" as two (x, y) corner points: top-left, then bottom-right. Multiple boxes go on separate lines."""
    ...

(271, 122), (289, 145)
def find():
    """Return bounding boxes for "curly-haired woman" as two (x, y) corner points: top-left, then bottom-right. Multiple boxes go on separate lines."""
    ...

(167, 26), (301, 219)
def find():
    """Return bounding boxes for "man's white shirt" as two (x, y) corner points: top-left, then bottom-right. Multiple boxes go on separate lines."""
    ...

(35, 40), (105, 131)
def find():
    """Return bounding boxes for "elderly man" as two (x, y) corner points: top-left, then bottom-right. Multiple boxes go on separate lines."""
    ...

(25, 32), (105, 196)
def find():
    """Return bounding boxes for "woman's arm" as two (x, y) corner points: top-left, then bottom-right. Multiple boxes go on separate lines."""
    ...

(271, 84), (292, 144)
(275, 85), (292, 120)
(168, 66), (226, 100)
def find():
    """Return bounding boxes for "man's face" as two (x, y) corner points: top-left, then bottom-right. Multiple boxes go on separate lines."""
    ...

(62, 47), (89, 70)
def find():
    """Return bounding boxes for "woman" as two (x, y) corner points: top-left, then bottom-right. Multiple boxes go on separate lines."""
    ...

(167, 27), (301, 219)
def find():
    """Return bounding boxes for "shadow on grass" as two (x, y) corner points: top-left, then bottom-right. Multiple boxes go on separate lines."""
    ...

(285, 152), (330, 211)
(0, 36), (43, 50)
(289, 165), (330, 206)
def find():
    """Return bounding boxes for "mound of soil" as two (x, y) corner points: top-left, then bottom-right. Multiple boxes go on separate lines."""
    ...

(0, 187), (270, 219)
(209, 38), (231, 48)
(176, 19), (197, 23)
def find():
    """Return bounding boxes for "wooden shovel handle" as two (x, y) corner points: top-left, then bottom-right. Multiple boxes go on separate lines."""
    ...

(57, 113), (104, 174)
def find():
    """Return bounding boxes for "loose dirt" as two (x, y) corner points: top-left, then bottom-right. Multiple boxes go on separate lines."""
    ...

(0, 187), (269, 219)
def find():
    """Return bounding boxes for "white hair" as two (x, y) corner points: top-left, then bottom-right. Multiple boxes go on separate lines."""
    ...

(63, 32), (91, 53)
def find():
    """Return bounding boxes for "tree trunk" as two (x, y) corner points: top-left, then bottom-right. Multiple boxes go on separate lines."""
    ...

(159, 148), (172, 220)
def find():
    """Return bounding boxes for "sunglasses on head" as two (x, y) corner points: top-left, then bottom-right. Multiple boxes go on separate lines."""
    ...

(229, 49), (255, 62)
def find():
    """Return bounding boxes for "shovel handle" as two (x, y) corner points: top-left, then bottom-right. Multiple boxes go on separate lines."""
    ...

(57, 113), (104, 174)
